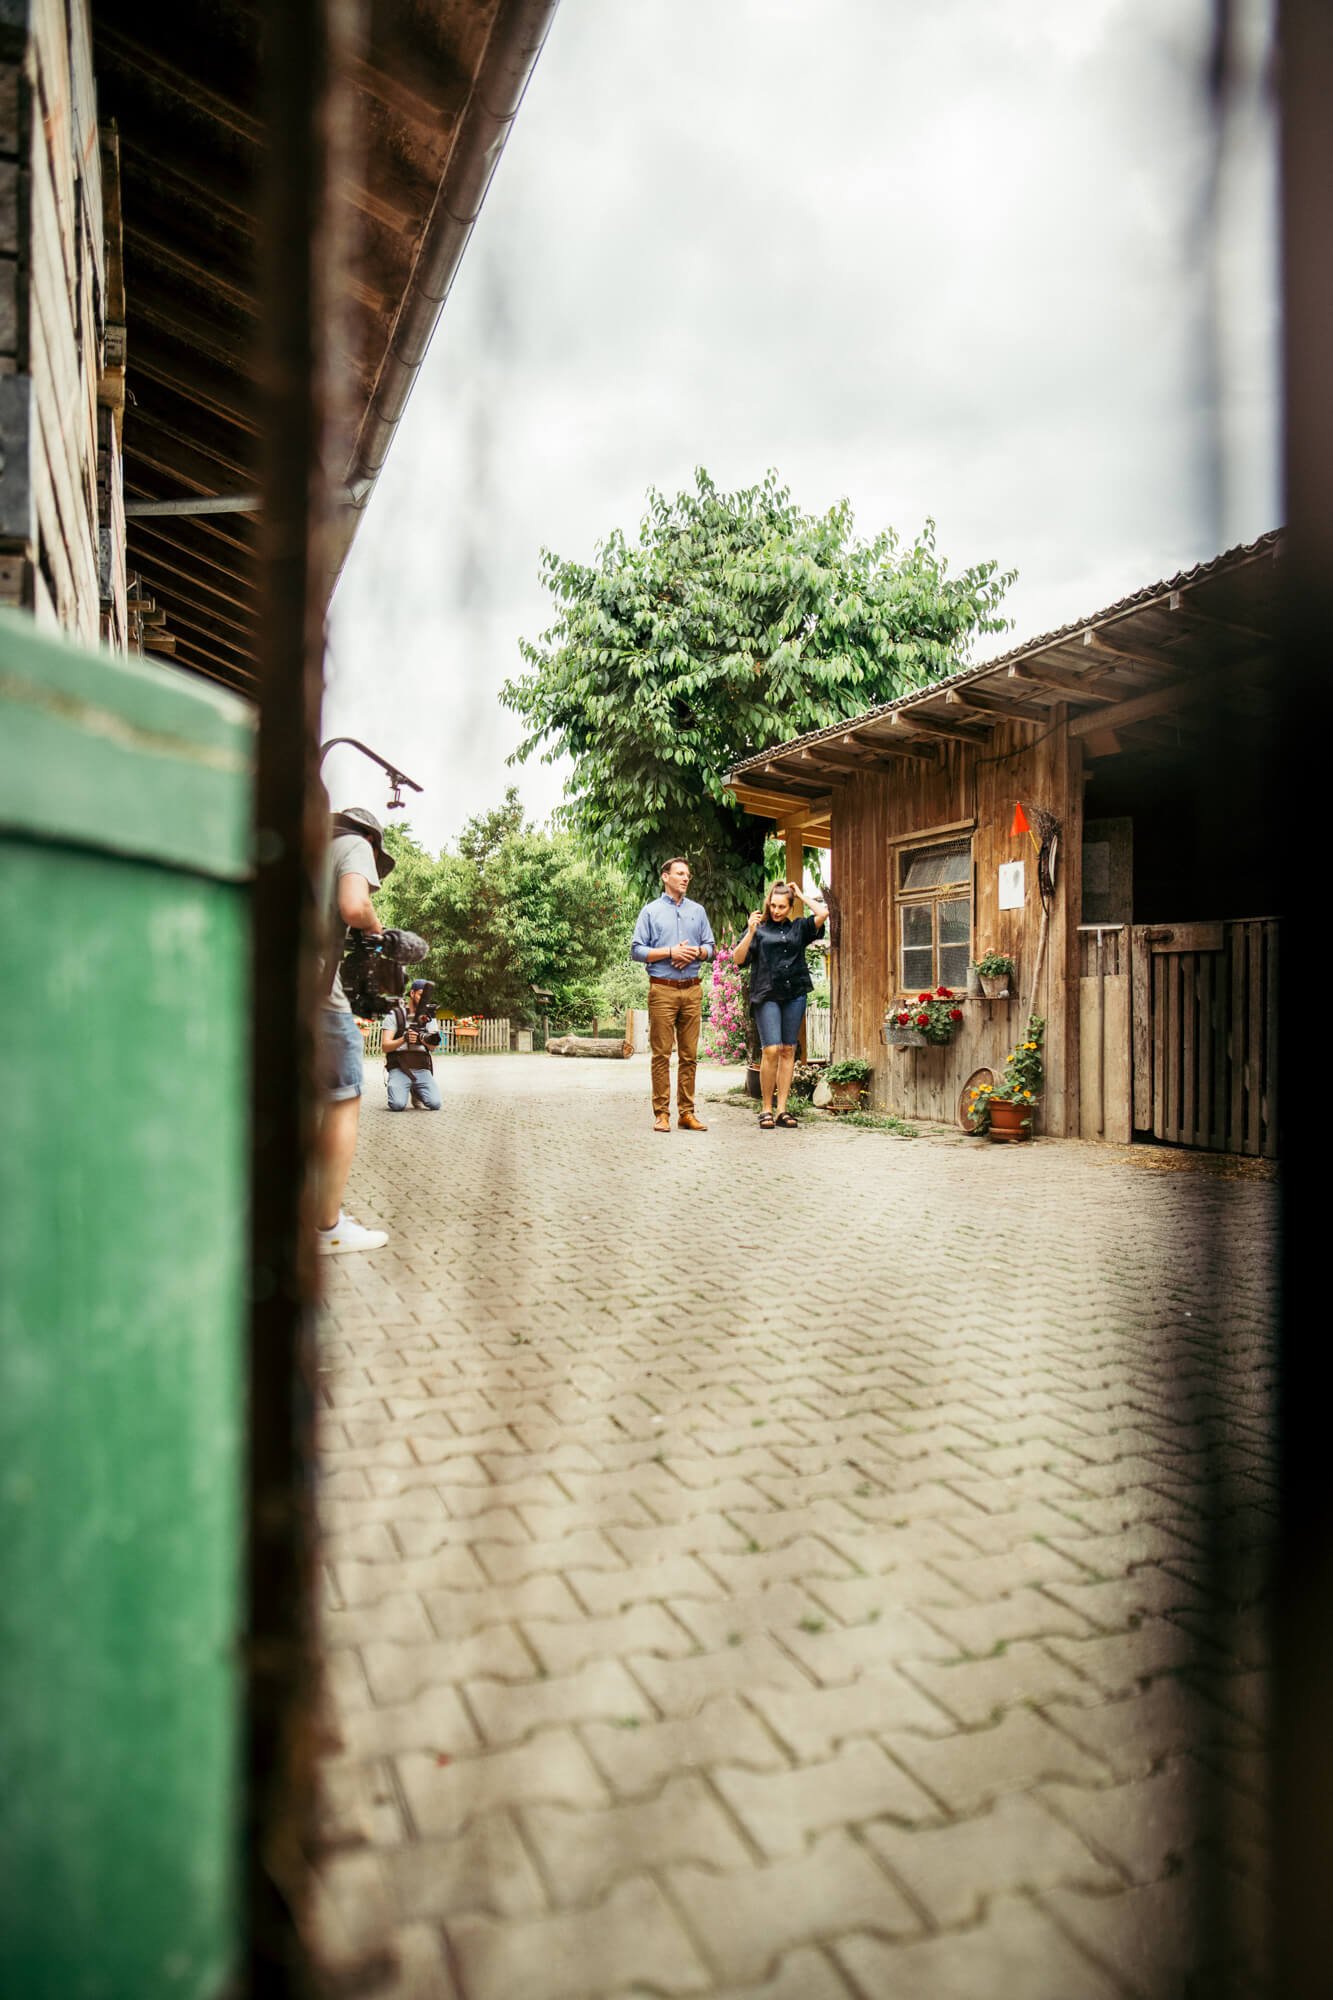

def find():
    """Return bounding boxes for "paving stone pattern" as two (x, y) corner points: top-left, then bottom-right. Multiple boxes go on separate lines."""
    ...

(313, 1055), (1275, 1999)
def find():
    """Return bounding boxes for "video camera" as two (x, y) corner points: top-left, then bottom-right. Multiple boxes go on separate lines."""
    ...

(402, 981), (441, 1046)
(338, 926), (429, 1018)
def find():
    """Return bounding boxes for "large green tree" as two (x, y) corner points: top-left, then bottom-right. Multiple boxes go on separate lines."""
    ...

(503, 469), (1014, 923)
(376, 793), (636, 1021)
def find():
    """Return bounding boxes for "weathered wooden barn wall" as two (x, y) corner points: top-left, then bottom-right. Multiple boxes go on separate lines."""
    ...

(0, 0), (123, 649)
(830, 713), (1083, 1133)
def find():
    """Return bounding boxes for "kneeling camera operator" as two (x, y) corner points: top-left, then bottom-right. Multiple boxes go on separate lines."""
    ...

(382, 979), (443, 1112)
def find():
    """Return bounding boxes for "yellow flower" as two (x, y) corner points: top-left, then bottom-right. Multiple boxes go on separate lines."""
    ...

(1024, 1041), (1036, 1050)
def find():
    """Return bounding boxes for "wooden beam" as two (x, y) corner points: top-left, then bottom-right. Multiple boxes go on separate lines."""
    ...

(791, 742), (869, 770)
(728, 782), (832, 822)
(1167, 590), (1276, 647)
(794, 748), (856, 776)
(945, 684), (1050, 724)
(126, 533), (258, 615)
(1082, 627), (1184, 677)
(128, 402), (255, 485)
(759, 762), (832, 797)
(128, 557), (257, 642)
(96, 27), (264, 147)
(839, 728), (941, 766)
(147, 600), (257, 667)
(128, 520), (258, 598)
(1068, 679), (1201, 738)
(131, 340), (259, 437)
(1007, 661), (1124, 702)
(117, 134), (256, 238)
(885, 709), (988, 745)
(133, 292), (259, 383)
(124, 429), (254, 503)
(124, 223), (259, 320)
(346, 50), (468, 134)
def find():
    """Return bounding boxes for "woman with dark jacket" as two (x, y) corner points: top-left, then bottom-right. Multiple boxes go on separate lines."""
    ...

(733, 880), (828, 1127)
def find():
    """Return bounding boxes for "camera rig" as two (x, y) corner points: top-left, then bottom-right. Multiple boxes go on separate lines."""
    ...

(338, 926), (429, 1018)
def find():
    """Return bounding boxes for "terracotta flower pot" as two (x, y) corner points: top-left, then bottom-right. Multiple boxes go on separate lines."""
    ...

(987, 1098), (1034, 1143)
(979, 972), (1010, 999)
(827, 1079), (866, 1112)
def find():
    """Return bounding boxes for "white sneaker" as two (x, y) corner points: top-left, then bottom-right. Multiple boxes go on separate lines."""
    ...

(316, 1212), (389, 1255)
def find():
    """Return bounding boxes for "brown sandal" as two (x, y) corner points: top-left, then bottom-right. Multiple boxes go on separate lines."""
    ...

(758, 1112), (776, 1129)
(775, 1112), (798, 1128)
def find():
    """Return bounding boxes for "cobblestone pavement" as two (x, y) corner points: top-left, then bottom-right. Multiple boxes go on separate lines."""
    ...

(313, 1054), (1276, 2000)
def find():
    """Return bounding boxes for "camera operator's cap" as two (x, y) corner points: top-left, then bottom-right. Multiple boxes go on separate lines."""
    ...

(410, 979), (429, 991)
(331, 805), (396, 877)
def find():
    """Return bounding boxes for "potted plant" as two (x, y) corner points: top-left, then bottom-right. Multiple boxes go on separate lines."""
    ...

(824, 1056), (872, 1111)
(884, 988), (966, 1048)
(788, 1059), (827, 1102)
(968, 1017), (1045, 1141)
(973, 951), (1015, 1000)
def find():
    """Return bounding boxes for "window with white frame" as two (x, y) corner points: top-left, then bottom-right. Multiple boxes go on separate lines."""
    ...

(897, 837), (972, 991)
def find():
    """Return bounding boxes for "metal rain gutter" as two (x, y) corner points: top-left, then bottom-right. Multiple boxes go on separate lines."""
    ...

(327, 0), (561, 587)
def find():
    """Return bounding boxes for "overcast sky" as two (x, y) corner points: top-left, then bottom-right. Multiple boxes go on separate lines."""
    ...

(324, 0), (1278, 852)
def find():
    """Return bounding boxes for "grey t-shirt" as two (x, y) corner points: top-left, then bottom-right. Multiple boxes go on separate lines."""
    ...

(322, 832), (380, 1013)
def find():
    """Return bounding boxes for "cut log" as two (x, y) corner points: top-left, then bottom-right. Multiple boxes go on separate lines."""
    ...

(546, 1035), (633, 1059)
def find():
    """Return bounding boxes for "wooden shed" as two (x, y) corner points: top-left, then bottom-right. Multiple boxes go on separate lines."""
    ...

(726, 532), (1280, 1158)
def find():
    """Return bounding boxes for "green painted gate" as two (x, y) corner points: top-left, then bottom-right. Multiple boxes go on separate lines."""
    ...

(0, 614), (251, 1998)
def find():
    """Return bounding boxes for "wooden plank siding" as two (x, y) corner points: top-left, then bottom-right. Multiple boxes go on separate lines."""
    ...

(0, 0), (118, 648)
(829, 715), (1082, 1133)
(1078, 928), (1132, 1144)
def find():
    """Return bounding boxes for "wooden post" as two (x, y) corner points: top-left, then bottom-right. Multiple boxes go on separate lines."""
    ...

(783, 822), (807, 1059)
(246, 0), (353, 1986)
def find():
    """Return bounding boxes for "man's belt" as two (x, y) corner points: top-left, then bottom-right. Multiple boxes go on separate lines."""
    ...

(648, 974), (702, 987)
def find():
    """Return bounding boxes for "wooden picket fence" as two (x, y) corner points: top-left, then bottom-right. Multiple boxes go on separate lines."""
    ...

(359, 1016), (514, 1056)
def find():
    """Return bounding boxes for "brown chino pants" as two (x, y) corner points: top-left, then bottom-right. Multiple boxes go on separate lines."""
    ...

(647, 979), (702, 1117)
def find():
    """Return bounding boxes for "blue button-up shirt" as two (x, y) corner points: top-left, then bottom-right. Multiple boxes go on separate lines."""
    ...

(631, 892), (716, 980)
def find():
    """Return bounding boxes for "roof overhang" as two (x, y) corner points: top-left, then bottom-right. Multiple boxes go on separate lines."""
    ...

(725, 530), (1282, 842)
(92, 0), (558, 694)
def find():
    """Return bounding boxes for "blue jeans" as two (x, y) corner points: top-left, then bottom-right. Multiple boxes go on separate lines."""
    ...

(386, 1065), (441, 1111)
(318, 1007), (365, 1101)
(753, 991), (807, 1048)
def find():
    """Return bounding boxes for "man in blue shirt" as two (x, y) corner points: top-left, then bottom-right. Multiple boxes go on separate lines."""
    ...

(631, 857), (716, 1132)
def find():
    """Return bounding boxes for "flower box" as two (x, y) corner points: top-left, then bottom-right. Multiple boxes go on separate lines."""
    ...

(883, 1022), (928, 1048)
(883, 988), (965, 1048)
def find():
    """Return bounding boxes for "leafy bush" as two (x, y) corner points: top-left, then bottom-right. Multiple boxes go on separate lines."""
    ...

(825, 1057), (872, 1083)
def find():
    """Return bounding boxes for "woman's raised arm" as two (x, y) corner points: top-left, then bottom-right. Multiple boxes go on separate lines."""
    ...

(732, 910), (762, 966)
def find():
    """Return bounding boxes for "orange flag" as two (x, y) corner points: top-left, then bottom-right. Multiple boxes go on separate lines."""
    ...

(1010, 801), (1030, 837)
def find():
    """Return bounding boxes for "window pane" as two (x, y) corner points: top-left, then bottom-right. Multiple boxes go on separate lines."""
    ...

(938, 897), (970, 946)
(901, 903), (933, 947)
(901, 839), (970, 891)
(939, 943), (970, 988)
(902, 946), (933, 991)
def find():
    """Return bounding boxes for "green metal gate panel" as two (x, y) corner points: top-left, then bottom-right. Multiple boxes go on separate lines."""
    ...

(0, 614), (252, 1999)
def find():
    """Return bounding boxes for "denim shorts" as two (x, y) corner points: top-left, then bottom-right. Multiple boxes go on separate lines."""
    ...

(753, 990), (808, 1048)
(318, 1006), (365, 1101)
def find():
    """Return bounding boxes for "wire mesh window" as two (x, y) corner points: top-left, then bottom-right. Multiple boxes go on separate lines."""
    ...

(898, 839), (971, 991)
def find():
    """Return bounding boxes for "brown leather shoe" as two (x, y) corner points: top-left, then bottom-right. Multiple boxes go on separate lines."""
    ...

(653, 1113), (671, 1133)
(677, 1112), (708, 1131)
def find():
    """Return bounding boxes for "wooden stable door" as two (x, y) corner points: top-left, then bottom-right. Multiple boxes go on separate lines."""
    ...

(1130, 920), (1278, 1157)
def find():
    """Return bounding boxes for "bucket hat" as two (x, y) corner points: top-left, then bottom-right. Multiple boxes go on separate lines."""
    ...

(331, 805), (396, 878)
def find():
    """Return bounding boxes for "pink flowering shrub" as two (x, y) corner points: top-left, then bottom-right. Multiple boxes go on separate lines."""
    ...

(703, 946), (750, 1063)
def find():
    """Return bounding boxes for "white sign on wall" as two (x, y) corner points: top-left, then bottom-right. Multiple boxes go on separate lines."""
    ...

(998, 861), (1025, 910)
